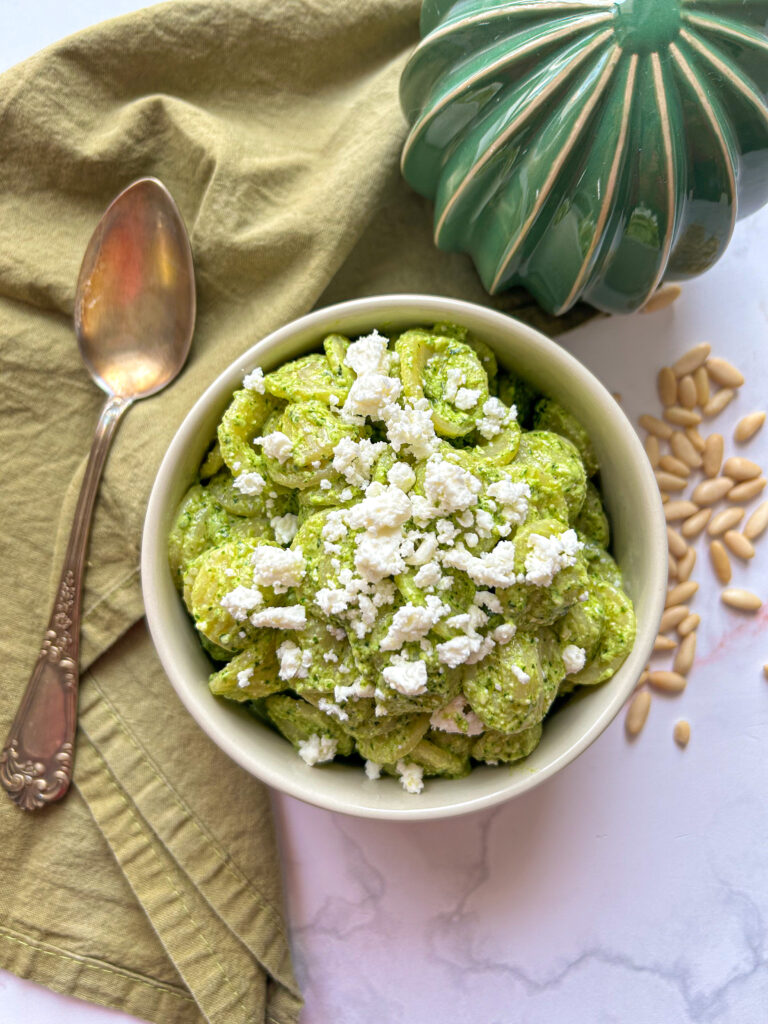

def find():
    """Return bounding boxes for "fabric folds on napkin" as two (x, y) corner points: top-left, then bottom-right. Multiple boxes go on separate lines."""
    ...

(0, 2), (596, 1021)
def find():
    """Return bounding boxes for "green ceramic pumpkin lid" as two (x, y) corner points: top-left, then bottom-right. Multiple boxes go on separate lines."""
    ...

(400, 0), (768, 314)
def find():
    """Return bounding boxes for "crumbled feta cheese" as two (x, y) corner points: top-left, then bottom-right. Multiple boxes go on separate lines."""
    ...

(474, 591), (503, 615)
(334, 680), (376, 703)
(509, 663), (531, 685)
(430, 696), (484, 736)
(396, 760), (424, 794)
(346, 486), (412, 531)
(384, 399), (438, 459)
(315, 587), (351, 616)
(476, 397), (516, 439)
(443, 365), (465, 403)
(364, 760), (382, 781)
(242, 367), (265, 393)
(255, 430), (293, 464)
(443, 541), (519, 588)
(523, 529), (583, 587)
(318, 697), (348, 722)
(563, 644), (587, 675)
(464, 532), (479, 548)
(486, 480), (530, 526)
(407, 533), (439, 566)
(327, 624), (347, 641)
(492, 623), (517, 645)
(277, 641), (312, 681)
(413, 561), (442, 589)
(220, 586), (263, 621)
(320, 478), (332, 491)
(382, 657), (428, 695)
(332, 436), (386, 488)
(380, 596), (449, 650)
(341, 373), (402, 424)
(454, 387), (481, 410)
(298, 734), (337, 766)
(270, 513), (299, 545)
(354, 527), (406, 582)
(474, 508), (494, 537)
(236, 667), (254, 689)
(436, 518), (459, 545)
(344, 331), (390, 376)
(387, 461), (416, 492)
(322, 511), (349, 543)
(233, 471), (266, 496)
(249, 605), (306, 629)
(251, 546), (305, 591)
(456, 510), (474, 528)
(424, 456), (481, 514)
(435, 635), (478, 669)
(323, 650), (339, 664)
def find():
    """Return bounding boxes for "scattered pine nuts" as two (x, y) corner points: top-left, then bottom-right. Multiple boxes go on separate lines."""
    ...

(640, 414), (674, 439)
(673, 720), (691, 747)
(666, 527), (688, 559)
(648, 670), (687, 693)
(722, 456), (761, 481)
(744, 501), (768, 541)
(642, 283), (682, 314)
(661, 492), (670, 504)
(681, 507), (711, 538)
(707, 507), (744, 537)
(691, 476), (733, 506)
(626, 690), (651, 736)
(673, 632), (697, 676)
(723, 530), (755, 561)
(660, 605), (689, 632)
(729, 477), (767, 502)
(702, 433), (724, 478)
(659, 454), (690, 477)
(673, 343), (710, 377)
(668, 551), (678, 579)
(644, 434), (661, 468)
(666, 581), (698, 607)
(709, 540), (732, 584)
(721, 588), (762, 612)
(664, 406), (702, 427)
(678, 374), (697, 409)
(734, 411), (766, 444)
(657, 366), (677, 406)
(685, 427), (706, 454)
(671, 431), (703, 468)
(703, 388), (735, 418)
(655, 470), (687, 491)
(677, 613), (700, 637)
(665, 500), (699, 522)
(677, 547), (696, 582)
(693, 366), (710, 407)
(706, 356), (744, 389)
(654, 634), (677, 652)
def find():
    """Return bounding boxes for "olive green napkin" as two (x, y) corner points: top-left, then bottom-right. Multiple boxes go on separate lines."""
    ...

(0, 2), (595, 1021)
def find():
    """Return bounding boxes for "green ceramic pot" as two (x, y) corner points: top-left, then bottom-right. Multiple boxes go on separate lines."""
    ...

(400, 0), (768, 315)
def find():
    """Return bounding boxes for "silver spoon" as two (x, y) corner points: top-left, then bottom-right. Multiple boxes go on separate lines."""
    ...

(1, 177), (195, 811)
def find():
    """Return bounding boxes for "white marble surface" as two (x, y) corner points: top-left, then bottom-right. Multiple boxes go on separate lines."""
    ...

(2, 5), (768, 1023)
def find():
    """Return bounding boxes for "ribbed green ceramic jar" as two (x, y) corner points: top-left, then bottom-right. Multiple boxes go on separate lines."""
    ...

(400, 0), (768, 314)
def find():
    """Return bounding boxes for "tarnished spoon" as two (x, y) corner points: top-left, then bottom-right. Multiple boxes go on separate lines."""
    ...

(1, 177), (195, 810)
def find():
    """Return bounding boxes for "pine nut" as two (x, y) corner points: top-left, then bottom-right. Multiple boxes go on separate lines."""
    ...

(722, 456), (761, 481)
(665, 500), (700, 522)
(734, 411), (766, 443)
(673, 720), (691, 747)
(691, 477), (733, 505)
(703, 388), (735, 417)
(626, 690), (651, 735)
(661, 492), (670, 504)
(644, 434), (660, 468)
(666, 527), (688, 559)
(685, 427), (706, 453)
(657, 367), (677, 406)
(681, 508), (711, 538)
(659, 455), (690, 477)
(648, 670), (687, 693)
(666, 581), (698, 607)
(673, 632), (697, 676)
(660, 605), (689, 632)
(671, 431), (703, 467)
(678, 375), (697, 409)
(654, 634), (677, 652)
(723, 530), (755, 560)
(721, 588), (762, 612)
(729, 477), (767, 502)
(639, 414), (673, 439)
(643, 283), (682, 314)
(665, 406), (702, 427)
(668, 551), (678, 579)
(693, 366), (710, 407)
(744, 501), (768, 541)
(677, 613), (700, 637)
(677, 547), (696, 582)
(634, 669), (651, 693)
(709, 540), (732, 584)
(702, 434), (724, 478)
(706, 356), (744, 388)
(673, 343), (710, 377)
(707, 507), (744, 536)
(655, 470), (687, 491)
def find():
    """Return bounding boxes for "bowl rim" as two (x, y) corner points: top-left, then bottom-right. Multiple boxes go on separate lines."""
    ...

(142, 293), (667, 820)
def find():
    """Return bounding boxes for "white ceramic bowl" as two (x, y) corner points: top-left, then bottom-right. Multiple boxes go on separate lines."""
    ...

(142, 295), (666, 820)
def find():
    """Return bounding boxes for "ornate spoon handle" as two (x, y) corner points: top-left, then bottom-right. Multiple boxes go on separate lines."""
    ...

(1, 394), (132, 810)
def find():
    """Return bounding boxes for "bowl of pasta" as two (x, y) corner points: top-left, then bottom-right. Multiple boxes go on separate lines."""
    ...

(142, 294), (666, 819)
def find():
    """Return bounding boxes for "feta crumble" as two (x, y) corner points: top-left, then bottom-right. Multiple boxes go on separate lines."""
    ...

(396, 760), (424, 794)
(256, 431), (293, 464)
(242, 367), (265, 393)
(233, 471), (266, 496)
(563, 644), (587, 675)
(298, 734), (337, 766)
